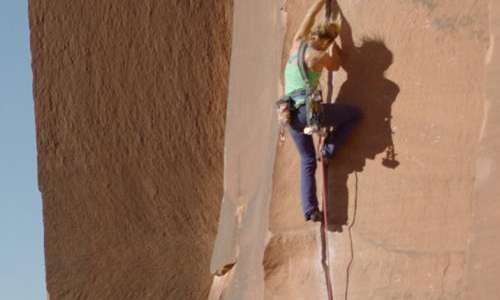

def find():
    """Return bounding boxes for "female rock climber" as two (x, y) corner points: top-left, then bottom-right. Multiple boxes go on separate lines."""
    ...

(278, 0), (361, 222)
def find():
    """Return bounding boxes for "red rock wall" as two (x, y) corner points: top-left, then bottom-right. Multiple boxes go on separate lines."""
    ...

(29, 1), (232, 299)
(211, 1), (500, 299)
(30, 0), (500, 299)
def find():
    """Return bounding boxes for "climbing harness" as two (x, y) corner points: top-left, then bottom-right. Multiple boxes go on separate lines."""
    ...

(296, 41), (325, 136)
(275, 40), (325, 140)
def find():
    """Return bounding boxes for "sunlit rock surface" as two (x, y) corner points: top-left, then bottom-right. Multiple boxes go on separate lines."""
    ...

(212, 1), (500, 299)
(29, 1), (232, 299)
(30, 0), (500, 299)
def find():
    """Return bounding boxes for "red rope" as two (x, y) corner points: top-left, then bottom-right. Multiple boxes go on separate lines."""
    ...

(318, 136), (334, 300)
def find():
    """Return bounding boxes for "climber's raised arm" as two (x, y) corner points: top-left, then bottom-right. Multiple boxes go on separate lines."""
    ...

(322, 42), (342, 71)
(293, 0), (326, 41)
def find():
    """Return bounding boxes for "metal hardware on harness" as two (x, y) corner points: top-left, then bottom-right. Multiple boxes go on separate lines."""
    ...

(304, 90), (324, 135)
(297, 41), (324, 135)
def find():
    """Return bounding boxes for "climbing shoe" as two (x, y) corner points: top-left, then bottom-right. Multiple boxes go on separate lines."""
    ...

(321, 143), (335, 160)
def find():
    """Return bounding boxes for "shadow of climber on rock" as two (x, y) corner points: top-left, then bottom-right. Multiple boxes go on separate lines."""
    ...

(325, 13), (400, 231)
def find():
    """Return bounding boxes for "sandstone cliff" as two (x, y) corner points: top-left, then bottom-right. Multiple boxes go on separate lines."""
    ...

(211, 1), (500, 299)
(30, 1), (232, 299)
(30, 0), (500, 299)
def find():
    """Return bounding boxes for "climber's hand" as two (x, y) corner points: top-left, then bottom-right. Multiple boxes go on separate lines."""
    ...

(277, 103), (290, 126)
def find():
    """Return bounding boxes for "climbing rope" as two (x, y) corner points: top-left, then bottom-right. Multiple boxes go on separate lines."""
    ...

(318, 136), (334, 300)
(319, 2), (335, 300)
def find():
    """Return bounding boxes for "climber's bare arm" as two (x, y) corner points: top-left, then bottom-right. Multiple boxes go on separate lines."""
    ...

(293, 0), (325, 42)
(322, 42), (341, 71)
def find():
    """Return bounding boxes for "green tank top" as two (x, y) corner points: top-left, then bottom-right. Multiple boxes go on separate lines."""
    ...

(284, 52), (321, 107)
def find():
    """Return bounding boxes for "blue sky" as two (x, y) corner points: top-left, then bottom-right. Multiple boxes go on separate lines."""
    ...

(0, 1), (46, 299)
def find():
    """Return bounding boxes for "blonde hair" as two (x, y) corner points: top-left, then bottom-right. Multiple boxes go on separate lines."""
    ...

(311, 16), (342, 40)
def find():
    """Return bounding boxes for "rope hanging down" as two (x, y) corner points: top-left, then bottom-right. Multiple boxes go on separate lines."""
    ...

(320, 2), (335, 300)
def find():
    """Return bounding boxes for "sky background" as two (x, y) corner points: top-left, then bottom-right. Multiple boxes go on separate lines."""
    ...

(0, 1), (46, 299)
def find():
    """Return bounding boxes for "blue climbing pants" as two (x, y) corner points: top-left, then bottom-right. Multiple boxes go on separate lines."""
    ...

(288, 102), (361, 220)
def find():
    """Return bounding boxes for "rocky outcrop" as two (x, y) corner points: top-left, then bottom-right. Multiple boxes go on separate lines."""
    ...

(29, 1), (232, 299)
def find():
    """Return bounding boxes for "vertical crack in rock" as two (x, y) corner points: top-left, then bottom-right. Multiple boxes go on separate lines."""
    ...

(320, 222), (334, 299)
(343, 172), (358, 300)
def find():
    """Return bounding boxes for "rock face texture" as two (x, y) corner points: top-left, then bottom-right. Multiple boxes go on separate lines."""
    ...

(211, 0), (500, 299)
(29, 1), (232, 299)
(31, 0), (500, 299)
